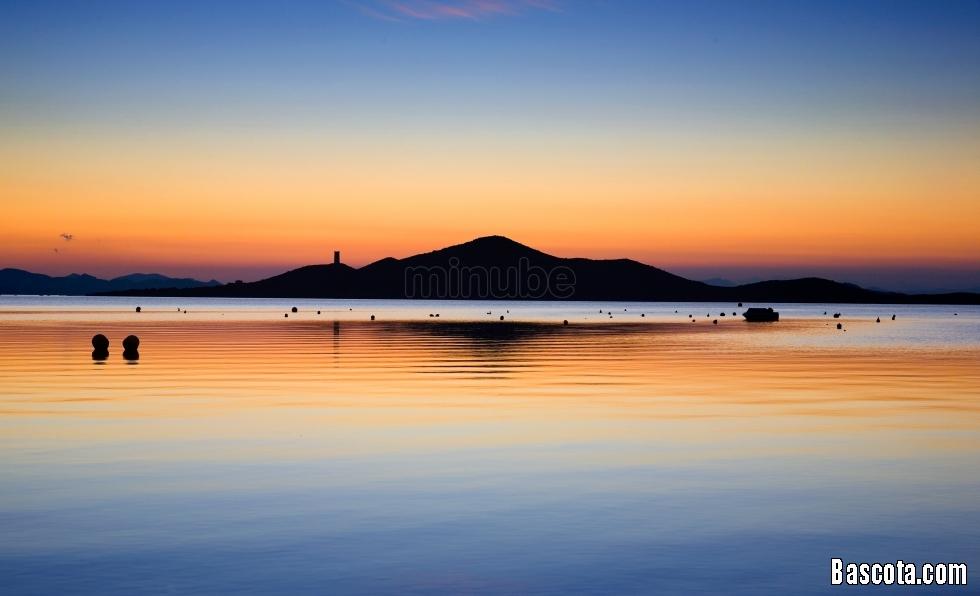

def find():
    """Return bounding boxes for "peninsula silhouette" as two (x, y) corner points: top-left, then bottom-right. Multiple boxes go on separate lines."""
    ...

(89, 236), (980, 304)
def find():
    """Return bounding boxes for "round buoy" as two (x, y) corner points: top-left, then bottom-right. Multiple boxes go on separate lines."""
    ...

(713, 319), (718, 325)
(370, 315), (375, 321)
(563, 319), (568, 325)
(122, 335), (140, 352)
(284, 313), (288, 318)
(135, 306), (141, 313)
(641, 313), (645, 317)
(91, 334), (109, 351)
(500, 315), (504, 321)
(836, 323), (843, 330)
(291, 306), (298, 313)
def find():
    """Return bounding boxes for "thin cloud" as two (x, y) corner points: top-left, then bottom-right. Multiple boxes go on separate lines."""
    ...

(355, 0), (560, 21)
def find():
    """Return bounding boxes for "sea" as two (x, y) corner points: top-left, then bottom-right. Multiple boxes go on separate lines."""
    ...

(1, 296), (978, 594)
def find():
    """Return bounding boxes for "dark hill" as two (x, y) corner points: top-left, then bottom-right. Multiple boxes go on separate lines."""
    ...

(95, 236), (980, 304)
(0, 268), (219, 295)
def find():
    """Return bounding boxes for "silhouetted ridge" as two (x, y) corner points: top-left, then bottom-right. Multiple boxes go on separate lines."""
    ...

(90, 236), (980, 304)
(0, 268), (219, 295)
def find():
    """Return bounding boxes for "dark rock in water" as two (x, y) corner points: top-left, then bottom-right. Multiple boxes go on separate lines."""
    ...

(370, 315), (375, 321)
(92, 334), (110, 351)
(291, 306), (298, 313)
(743, 307), (779, 322)
(836, 323), (843, 330)
(563, 319), (568, 325)
(122, 335), (139, 351)
(135, 306), (141, 312)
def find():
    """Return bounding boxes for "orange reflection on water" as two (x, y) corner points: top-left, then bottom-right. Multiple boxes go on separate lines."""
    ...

(1, 318), (978, 470)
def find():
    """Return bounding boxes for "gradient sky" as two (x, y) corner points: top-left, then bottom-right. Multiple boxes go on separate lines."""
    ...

(2, 0), (979, 291)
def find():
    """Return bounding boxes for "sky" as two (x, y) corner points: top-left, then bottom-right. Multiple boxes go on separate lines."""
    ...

(1, 0), (979, 291)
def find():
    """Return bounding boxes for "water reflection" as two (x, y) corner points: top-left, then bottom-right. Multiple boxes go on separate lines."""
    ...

(0, 305), (978, 595)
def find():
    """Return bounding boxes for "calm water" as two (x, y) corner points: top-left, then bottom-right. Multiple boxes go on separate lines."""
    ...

(1, 297), (978, 594)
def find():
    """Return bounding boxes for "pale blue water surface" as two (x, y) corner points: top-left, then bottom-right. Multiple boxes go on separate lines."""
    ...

(1, 297), (978, 594)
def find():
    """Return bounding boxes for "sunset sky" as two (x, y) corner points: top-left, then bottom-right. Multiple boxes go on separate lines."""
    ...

(2, 0), (979, 291)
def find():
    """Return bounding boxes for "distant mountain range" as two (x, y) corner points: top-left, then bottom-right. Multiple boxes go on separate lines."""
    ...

(89, 236), (980, 304)
(0, 269), (220, 296)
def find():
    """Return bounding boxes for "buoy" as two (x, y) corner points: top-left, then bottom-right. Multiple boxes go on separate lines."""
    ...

(92, 334), (109, 350)
(836, 323), (842, 330)
(122, 335), (139, 351)
(876, 317), (880, 323)
(284, 313), (288, 318)
(135, 306), (141, 313)
(738, 302), (743, 307)
(317, 310), (321, 315)
(370, 315), (375, 321)
(720, 312), (726, 317)
(891, 314), (895, 320)
(641, 313), (645, 317)
(435, 313), (440, 317)
(563, 319), (568, 325)
(688, 314), (692, 318)
(713, 319), (718, 325)
(291, 306), (298, 313)
(500, 315), (504, 321)
(122, 335), (140, 361)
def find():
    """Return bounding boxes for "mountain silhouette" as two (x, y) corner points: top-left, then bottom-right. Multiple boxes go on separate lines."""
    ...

(0, 268), (220, 296)
(92, 235), (980, 304)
